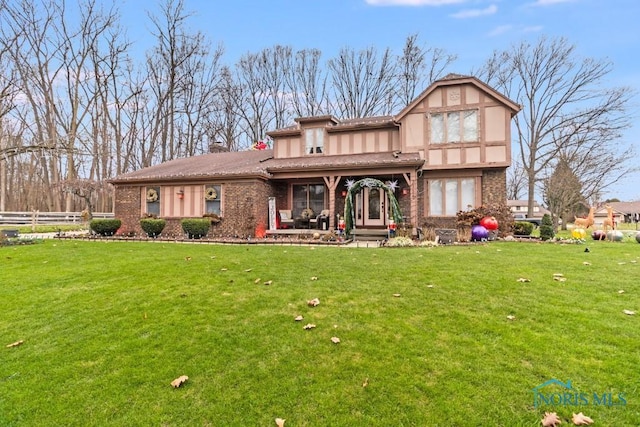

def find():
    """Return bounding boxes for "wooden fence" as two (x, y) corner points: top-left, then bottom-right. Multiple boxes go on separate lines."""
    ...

(0, 211), (114, 226)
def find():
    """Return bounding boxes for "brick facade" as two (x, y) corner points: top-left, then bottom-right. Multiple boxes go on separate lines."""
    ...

(113, 180), (276, 239)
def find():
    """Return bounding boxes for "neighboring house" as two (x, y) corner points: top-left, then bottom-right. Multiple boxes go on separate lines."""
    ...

(594, 202), (640, 227)
(507, 200), (550, 219)
(109, 74), (521, 238)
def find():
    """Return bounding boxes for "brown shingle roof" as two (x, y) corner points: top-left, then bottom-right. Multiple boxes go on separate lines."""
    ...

(109, 150), (274, 184)
(110, 150), (425, 184)
(265, 151), (423, 172)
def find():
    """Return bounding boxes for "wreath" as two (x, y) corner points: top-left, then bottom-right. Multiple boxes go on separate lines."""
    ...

(301, 208), (314, 220)
(146, 188), (159, 203)
(205, 187), (218, 201)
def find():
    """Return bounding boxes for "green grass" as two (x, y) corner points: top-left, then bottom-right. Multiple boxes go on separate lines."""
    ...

(1, 240), (639, 426)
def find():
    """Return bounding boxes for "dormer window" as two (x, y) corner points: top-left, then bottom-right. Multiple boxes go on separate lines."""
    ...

(305, 128), (324, 154)
(430, 110), (478, 144)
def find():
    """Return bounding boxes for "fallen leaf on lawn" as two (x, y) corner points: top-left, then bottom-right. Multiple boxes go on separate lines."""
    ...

(506, 315), (516, 321)
(294, 315), (303, 321)
(331, 337), (341, 344)
(307, 298), (320, 307)
(244, 268), (252, 272)
(362, 377), (369, 387)
(554, 277), (567, 282)
(303, 323), (316, 330)
(263, 280), (273, 286)
(618, 290), (625, 294)
(310, 276), (318, 281)
(553, 273), (564, 277)
(541, 411), (562, 427)
(6, 340), (24, 348)
(426, 285), (434, 288)
(631, 260), (637, 264)
(185, 257), (191, 261)
(254, 278), (261, 284)
(582, 261), (591, 266)
(393, 293), (401, 297)
(571, 412), (594, 425)
(210, 256), (216, 259)
(623, 309), (635, 315)
(170, 375), (189, 388)
(618, 262), (626, 265)
(220, 268), (228, 271)
(517, 278), (530, 282)
(275, 418), (285, 427)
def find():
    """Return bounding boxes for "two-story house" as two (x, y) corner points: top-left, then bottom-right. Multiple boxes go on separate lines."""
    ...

(109, 74), (520, 238)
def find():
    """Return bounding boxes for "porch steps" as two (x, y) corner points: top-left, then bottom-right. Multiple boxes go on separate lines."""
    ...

(350, 229), (390, 241)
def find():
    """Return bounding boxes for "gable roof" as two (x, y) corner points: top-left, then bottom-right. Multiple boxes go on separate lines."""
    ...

(394, 74), (521, 122)
(109, 150), (274, 184)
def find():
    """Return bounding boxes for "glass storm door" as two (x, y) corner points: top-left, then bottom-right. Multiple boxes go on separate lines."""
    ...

(355, 188), (386, 227)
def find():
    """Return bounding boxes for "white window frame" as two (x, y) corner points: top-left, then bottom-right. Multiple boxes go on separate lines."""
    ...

(428, 177), (478, 216)
(305, 128), (324, 155)
(430, 110), (479, 144)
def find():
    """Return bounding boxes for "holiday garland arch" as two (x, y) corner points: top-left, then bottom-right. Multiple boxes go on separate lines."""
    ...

(343, 178), (403, 236)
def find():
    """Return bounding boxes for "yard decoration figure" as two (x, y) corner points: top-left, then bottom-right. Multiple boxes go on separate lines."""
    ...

(388, 219), (396, 238)
(602, 205), (615, 232)
(471, 224), (489, 241)
(571, 228), (586, 239)
(574, 207), (595, 229)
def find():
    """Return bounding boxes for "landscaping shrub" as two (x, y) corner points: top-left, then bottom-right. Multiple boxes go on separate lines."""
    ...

(140, 218), (166, 238)
(90, 218), (122, 236)
(513, 221), (534, 236)
(539, 214), (555, 241)
(456, 202), (514, 237)
(181, 218), (210, 239)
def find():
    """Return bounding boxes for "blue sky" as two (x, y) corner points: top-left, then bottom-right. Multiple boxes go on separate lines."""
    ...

(117, 0), (639, 201)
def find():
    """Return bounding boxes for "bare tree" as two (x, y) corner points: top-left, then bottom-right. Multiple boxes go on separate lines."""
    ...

(477, 36), (634, 217)
(328, 46), (397, 118)
(145, 0), (221, 163)
(507, 159), (528, 201)
(543, 156), (584, 229)
(396, 33), (457, 106)
(284, 48), (330, 118)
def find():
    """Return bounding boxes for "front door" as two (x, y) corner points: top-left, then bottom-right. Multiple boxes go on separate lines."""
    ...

(355, 187), (386, 227)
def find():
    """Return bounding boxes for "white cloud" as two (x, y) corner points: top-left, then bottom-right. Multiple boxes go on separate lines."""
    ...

(365, 0), (466, 6)
(487, 24), (513, 37)
(450, 4), (497, 18)
(522, 25), (544, 33)
(529, 0), (576, 6)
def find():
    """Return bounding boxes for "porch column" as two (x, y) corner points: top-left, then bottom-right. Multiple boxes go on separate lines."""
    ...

(323, 175), (340, 229)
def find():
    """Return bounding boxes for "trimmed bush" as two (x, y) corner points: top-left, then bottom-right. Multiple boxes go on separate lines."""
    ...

(181, 218), (211, 239)
(513, 221), (534, 236)
(90, 219), (121, 236)
(140, 218), (166, 238)
(539, 214), (555, 241)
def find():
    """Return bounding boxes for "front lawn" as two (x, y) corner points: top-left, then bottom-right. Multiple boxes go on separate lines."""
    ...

(1, 240), (638, 426)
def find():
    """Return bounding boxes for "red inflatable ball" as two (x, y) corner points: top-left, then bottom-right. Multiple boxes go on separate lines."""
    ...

(591, 230), (606, 241)
(479, 216), (499, 231)
(471, 224), (489, 241)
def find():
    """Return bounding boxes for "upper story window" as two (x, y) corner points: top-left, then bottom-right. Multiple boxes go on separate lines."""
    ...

(430, 110), (478, 144)
(305, 128), (324, 154)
